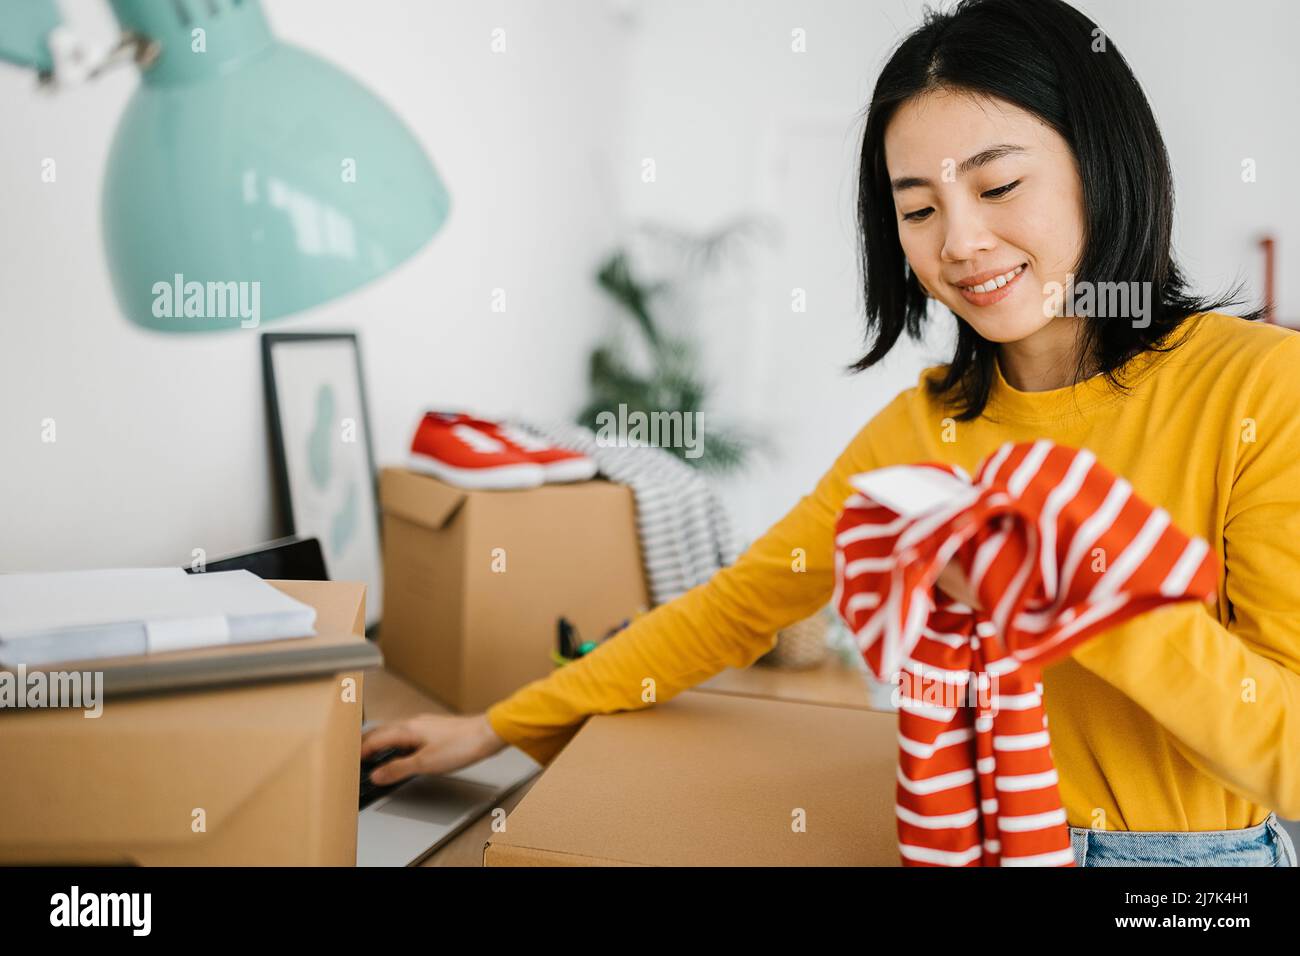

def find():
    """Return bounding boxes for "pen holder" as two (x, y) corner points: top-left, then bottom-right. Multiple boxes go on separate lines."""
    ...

(553, 612), (642, 667)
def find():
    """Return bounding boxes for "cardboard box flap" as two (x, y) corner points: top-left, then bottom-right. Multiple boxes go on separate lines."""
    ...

(380, 468), (468, 530)
(269, 580), (367, 637)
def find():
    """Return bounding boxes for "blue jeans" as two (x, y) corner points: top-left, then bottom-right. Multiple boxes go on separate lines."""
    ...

(1069, 813), (1298, 867)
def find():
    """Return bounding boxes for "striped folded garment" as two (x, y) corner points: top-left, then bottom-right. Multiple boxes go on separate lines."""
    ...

(831, 440), (1219, 866)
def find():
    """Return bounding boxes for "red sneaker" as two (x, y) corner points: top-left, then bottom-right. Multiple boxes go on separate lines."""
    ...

(480, 421), (598, 484)
(408, 412), (545, 489)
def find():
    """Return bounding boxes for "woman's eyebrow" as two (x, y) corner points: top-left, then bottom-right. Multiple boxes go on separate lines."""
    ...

(890, 143), (1027, 192)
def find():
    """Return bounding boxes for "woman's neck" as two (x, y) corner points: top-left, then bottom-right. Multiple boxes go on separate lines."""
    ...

(997, 316), (1093, 391)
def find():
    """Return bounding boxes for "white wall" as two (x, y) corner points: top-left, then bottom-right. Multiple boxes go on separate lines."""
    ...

(609, 0), (956, 542)
(1076, 0), (1300, 317)
(2, 0), (1297, 570)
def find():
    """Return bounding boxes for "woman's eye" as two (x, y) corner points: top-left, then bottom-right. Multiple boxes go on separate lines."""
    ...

(902, 181), (1018, 221)
(982, 179), (1021, 199)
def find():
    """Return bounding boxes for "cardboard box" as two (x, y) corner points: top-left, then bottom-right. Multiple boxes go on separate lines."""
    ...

(483, 691), (901, 866)
(378, 468), (649, 713)
(0, 580), (375, 866)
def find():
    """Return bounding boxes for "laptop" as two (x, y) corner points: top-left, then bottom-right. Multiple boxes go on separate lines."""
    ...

(182, 535), (330, 582)
(356, 721), (541, 867)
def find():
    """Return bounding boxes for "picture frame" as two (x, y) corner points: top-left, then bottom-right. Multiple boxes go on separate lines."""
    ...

(261, 332), (383, 633)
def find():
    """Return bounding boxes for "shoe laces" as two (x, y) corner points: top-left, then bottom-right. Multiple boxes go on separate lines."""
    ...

(496, 424), (552, 453)
(450, 423), (506, 454)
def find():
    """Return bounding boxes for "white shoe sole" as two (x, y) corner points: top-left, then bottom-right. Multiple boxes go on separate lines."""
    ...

(407, 453), (545, 490)
(540, 457), (599, 483)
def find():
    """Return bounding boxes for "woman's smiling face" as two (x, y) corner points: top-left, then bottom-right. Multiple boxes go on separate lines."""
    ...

(884, 87), (1086, 345)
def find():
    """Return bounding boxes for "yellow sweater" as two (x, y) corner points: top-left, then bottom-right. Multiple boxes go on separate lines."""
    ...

(487, 311), (1300, 831)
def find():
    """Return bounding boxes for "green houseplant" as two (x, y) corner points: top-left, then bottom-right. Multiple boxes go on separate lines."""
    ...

(579, 219), (772, 473)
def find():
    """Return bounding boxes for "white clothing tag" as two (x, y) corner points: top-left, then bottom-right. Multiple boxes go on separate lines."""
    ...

(850, 465), (973, 518)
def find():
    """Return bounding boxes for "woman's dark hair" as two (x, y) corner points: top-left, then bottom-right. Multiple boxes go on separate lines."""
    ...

(853, 0), (1260, 419)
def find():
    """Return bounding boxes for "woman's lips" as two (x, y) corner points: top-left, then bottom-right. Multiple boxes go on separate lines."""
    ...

(955, 263), (1028, 307)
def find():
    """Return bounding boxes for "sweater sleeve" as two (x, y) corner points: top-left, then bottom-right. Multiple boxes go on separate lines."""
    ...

(485, 395), (901, 764)
(1070, 332), (1300, 818)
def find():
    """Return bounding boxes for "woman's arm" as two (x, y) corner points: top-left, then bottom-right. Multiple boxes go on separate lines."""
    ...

(485, 395), (905, 764)
(1071, 332), (1300, 818)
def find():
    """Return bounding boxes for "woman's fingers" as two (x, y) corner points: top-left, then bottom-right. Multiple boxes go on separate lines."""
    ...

(360, 721), (423, 760)
(368, 752), (423, 786)
(361, 713), (506, 784)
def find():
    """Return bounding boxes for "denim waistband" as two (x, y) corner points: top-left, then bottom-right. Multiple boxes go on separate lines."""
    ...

(1069, 813), (1298, 867)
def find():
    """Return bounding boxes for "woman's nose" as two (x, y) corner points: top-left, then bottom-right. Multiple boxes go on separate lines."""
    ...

(940, 207), (997, 263)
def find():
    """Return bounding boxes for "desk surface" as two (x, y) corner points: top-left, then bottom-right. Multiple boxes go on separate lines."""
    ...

(361, 654), (885, 866)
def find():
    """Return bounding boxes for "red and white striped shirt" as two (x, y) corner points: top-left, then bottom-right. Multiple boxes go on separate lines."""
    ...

(832, 440), (1219, 866)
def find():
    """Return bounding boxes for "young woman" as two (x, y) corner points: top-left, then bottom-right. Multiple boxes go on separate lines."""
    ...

(363, 0), (1300, 866)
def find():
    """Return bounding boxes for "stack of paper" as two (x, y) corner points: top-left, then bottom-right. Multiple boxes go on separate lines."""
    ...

(0, 568), (317, 667)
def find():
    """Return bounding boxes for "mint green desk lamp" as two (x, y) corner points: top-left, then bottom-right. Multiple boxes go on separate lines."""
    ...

(1, 0), (451, 331)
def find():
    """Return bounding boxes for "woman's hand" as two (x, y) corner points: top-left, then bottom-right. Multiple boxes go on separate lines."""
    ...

(935, 557), (982, 610)
(361, 712), (506, 786)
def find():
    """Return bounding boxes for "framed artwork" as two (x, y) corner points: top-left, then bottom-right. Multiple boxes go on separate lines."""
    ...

(261, 332), (383, 632)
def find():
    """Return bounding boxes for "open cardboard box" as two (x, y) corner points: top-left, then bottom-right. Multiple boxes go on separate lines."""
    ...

(483, 690), (901, 866)
(378, 467), (649, 713)
(0, 580), (378, 866)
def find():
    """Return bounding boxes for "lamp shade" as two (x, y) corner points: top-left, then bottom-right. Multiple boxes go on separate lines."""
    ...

(102, 0), (450, 331)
